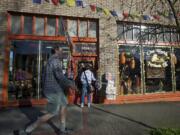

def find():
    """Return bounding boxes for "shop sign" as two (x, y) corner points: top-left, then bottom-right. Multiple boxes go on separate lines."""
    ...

(146, 49), (169, 68)
(73, 43), (97, 54)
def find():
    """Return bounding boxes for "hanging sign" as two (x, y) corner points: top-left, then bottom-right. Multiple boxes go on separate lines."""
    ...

(73, 43), (97, 54)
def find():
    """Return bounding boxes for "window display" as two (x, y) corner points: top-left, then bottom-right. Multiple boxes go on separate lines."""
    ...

(144, 47), (172, 93)
(119, 45), (141, 95)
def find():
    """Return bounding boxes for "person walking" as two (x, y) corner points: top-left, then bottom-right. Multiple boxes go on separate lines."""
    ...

(25, 46), (77, 134)
(80, 64), (96, 108)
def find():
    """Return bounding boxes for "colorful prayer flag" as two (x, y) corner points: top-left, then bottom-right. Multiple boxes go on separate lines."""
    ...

(143, 15), (150, 20)
(90, 5), (96, 12)
(59, 0), (65, 4)
(76, 0), (83, 7)
(123, 11), (129, 18)
(110, 10), (118, 17)
(33, 0), (41, 4)
(103, 8), (110, 16)
(82, 0), (88, 8)
(51, 0), (59, 5)
(96, 7), (103, 13)
(67, 0), (75, 7)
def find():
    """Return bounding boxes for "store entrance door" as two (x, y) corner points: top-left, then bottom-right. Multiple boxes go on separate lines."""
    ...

(8, 40), (69, 101)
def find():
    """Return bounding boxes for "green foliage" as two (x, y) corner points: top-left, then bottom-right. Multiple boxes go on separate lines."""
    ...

(150, 128), (180, 135)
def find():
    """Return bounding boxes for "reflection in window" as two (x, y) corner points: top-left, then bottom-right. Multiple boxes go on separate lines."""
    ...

(125, 24), (133, 40)
(88, 21), (97, 38)
(133, 25), (140, 41)
(117, 24), (124, 40)
(171, 28), (178, 42)
(24, 16), (33, 34)
(35, 17), (44, 36)
(156, 27), (164, 42)
(141, 25), (149, 41)
(164, 28), (171, 42)
(11, 15), (21, 34)
(149, 26), (157, 42)
(68, 19), (77, 37)
(79, 21), (87, 37)
(47, 18), (56, 36)
(58, 17), (65, 36)
(144, 47), (172, 93)
(119, 46), (141, 95)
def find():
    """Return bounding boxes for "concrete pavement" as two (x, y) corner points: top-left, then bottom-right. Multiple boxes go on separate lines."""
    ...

(0, 102), (180, 135)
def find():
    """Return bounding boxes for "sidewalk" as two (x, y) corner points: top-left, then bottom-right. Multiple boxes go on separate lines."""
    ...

(0, 102), (180, 135)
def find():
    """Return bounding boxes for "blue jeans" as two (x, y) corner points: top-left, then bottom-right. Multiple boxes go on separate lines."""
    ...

(81, 83), (91, 104)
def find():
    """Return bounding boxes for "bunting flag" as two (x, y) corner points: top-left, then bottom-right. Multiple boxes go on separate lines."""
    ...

(116, 11), (123, 19)
(33, 0), (41, 4)
(90, 4), (96, 12)
(51, 0), (59, 5)
(76, 0), (83, 7)
(153, 15), (160, 21)
(143, 15), (150, 20)
(110, 10), (118, 17)
(123, 11), (129, 18)
(67, 0), (75, 7)
(31, 0), (177, 22)
(82, 0), (88, 8)
(96, 7), (103, 13)
(59, 0), (65, 4)
(103, 8), (110, 16)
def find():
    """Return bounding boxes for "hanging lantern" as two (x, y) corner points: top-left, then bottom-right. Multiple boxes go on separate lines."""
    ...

(120, 52), (126, 64)
(130, 57), (135, 69)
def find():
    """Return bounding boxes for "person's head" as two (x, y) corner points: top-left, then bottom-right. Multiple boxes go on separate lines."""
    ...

(51, 45), (63, 57)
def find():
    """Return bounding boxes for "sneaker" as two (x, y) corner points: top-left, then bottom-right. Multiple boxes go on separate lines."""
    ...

(88, 103), (91, 108)
(59, 128), (72, 135)
(80, 103), (84, 108)
(25, 123), (37, 134)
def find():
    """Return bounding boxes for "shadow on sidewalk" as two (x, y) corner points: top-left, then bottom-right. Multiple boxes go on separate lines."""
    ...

(13, 104), (60, 135)
(93, 105), (156, 130)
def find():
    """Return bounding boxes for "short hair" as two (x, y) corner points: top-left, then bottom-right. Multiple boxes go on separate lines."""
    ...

(51, 45), (60, 54)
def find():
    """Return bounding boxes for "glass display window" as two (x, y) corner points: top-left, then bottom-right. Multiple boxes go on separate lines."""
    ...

(68, 19), (77, 37)
(35, 17), (45, 36)
(11, 15), (21, 34)
(119, 45), (141, 95)
(144, 47), (172, 93)
(24, 16), (33, 34)
(8, 40), (69, 100)
(79, 20), (87, 37)
(47, 17), (56, 36)
(88, 21), (97, 38)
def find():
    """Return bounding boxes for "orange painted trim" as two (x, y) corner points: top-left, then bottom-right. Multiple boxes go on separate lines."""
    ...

(8, 35), (97, 43)
(2, 43), (10, 105)
(103, 92), (180, 104)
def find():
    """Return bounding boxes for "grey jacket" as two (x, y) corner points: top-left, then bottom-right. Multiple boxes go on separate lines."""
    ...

(43, 55), (74, 96)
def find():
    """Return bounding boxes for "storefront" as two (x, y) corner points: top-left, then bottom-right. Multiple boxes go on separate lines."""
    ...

(3, 12), (98, 106)
(118, 22), (180, 96)
(0, 0), (180, 106)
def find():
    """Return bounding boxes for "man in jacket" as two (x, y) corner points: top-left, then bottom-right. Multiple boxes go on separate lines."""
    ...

(25, 45), (77, 134)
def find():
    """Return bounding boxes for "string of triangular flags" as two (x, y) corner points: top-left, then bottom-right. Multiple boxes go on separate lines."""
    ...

(33, 0), (180, 21)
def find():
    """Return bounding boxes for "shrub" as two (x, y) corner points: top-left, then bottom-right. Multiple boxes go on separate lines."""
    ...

(150, 128), (180, 135)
